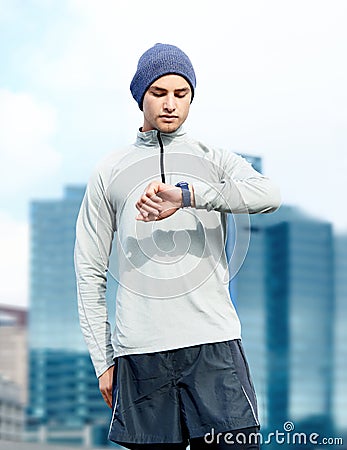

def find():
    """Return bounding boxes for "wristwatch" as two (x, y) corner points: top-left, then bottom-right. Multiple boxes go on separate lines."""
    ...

(175, 181), (191, 208)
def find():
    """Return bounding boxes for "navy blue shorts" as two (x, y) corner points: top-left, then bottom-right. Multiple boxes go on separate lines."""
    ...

(108, 339), (259, 447)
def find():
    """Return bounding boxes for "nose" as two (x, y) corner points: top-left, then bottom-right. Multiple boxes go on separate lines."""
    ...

(163, 93), (176, 112)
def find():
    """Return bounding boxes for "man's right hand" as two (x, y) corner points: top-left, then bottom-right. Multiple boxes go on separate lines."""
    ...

(98, 365), (115, 409)
(136, 180), (182, 222)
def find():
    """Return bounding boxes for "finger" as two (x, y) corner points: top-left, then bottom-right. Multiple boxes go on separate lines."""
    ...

(146, 193), (163, 203)
(140, 209), (149, 218)
(136, 213), (157, 222)
(104, 394), (112, 409)
(101, 388), (113, 409)
(100, 391), (110, 408)
(136, 213), (149, 221)
(139, 203), (161, 216)
(136, 200), (162, 218)
(139, 194), (162, 209)
(135, 202), (157, 216)
(105, 390), (113, 409)
(135, 201), (143, 212)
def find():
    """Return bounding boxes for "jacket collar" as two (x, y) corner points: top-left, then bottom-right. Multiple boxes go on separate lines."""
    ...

(135, 126), (186, 148)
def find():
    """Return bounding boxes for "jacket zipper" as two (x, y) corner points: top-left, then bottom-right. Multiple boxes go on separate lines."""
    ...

(157, 130), (166, 183)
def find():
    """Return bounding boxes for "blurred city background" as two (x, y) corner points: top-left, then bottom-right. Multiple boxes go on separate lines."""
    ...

(1, 1), (346, 449)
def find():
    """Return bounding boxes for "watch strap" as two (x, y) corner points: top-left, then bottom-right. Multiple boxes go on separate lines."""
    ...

(175, 182), (191, 208)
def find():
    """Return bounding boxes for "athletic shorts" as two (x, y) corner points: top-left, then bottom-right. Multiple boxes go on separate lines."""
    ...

(108, 339), (259, 447)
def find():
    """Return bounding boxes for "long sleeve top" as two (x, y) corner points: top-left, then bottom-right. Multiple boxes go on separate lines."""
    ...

(74, 127), (281, 377)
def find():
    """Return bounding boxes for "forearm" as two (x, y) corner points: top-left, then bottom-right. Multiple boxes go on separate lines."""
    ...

(135, 176), (280, 222)
(192, 176), (281, 214)
(76, 273), (115, 378)
(190, 150), (280, 214)
(75, 236), (115, 377)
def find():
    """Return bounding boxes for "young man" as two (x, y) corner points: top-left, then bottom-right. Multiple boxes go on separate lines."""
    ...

(74, 43), (281, 449)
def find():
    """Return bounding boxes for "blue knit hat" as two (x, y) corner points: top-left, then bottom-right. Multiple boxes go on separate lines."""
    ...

(130, 43), (196, 110)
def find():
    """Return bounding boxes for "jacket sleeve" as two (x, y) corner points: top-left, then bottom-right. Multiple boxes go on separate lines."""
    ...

(193, 150), (281, 214)
(74, 167), (116, 378)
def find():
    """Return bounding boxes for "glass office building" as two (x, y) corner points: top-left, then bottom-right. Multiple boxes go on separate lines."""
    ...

(334, 233), (347, 433)
(231, 205), (335, 439)
(27, 165), (342, 447)
(29, 186), (86, 351)
(28, 186), (116, 447)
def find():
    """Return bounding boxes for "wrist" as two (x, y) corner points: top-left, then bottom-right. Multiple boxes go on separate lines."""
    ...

(189, 184), (195, 208)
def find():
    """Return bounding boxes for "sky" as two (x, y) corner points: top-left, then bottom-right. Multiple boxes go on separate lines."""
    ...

(0, 0), (346, 307)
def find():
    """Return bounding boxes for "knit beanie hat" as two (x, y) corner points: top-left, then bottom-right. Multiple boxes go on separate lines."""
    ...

(130, 43), (196, 110)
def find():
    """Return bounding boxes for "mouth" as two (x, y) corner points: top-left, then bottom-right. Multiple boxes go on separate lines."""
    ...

(159, 115), (179, 120)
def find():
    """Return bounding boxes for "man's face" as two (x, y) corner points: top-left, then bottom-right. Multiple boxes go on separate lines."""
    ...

(142, 74), (192, 133)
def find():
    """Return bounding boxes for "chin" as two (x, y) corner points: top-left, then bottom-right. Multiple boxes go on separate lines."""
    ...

(157, 123), (180, 133)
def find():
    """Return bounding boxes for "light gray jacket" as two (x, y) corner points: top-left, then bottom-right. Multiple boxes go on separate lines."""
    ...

(74, 127), (281, 377)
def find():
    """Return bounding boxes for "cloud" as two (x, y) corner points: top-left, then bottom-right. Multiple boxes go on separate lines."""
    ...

(0, 89), (61, 202)
(26, 0), (214, 92)
(1, 0), (347, 233)
(0, 91), (60, 308)
(0, 212), (28, 307)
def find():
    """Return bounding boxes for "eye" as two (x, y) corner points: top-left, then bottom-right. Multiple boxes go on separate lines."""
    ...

(175, 91), (189, 98)
(151, 91), (165, 97)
